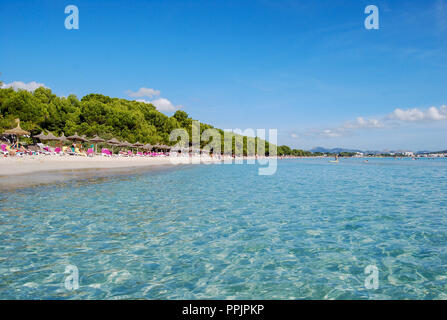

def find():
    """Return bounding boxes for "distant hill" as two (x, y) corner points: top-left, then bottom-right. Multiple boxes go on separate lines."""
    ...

(308, 147), (447, 155)
(310, 147), (363, 154)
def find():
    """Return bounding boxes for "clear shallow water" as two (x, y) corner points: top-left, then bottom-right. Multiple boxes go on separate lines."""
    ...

(1, 158), (447, 299)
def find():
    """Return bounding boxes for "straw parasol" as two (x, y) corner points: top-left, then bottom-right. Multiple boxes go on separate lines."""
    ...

(117, 141), (132, 155)
(3, 119), (30, 136)
(143, 143), (153, 151)
(3, 119), (30, 148)
(89, 135), (105, 153)
(118, 141), (132, 148)
(58, 133), (68, 143)
(107, 138), (120, 145)
(55, 132), (68, 148)
(33, 132), (48, 140)
(133, 141), (143, 147)
(67, 132), (87, 142)
(132, 141), (143, 152)
(156, 144), (169, 152)
(44, 132), (59, 141)
(106, 138), (120, 153)
(90, 135), (105, 143)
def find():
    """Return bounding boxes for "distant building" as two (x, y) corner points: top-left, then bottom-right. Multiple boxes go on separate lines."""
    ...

(404, 152), (414, 157)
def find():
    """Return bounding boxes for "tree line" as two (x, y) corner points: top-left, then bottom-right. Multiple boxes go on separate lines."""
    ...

(0, 87), (291, 155)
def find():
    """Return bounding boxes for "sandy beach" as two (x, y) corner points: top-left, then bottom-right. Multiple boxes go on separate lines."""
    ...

(0, 154), (276, 177)
(0, 155), (186, 176)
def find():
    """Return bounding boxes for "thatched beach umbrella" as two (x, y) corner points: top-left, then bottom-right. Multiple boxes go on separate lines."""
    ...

(117, 141), (132, 154)
(89, 135), (105, 153)
(55, 133), (68, 149)
(157, 144), (169, 153)
(143, 143), (153, 151)
(133, 141), (143, 147)
(37, 132), (60, 150)
(90, 135), (105, 143)
(44, 132), (59, 141)
(66, 133), (87, 152)
(106, 138), (120, 153)
(57, 133), (68, 143)
(132, 141), (143, 152)
(3, 119), (30, 136)
(153, 143), (162, 152)
(118, 141), (132, 148)
(67, 132), (87, 142)
(34, 131), (48, 140)
(106, 138), (120, 145)
(3, 119), (30, 148)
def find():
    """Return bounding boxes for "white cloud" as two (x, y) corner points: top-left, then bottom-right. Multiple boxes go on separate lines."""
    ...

(137, 98), (181, 113)
(389, 105), (447, 122)
(1, 81), (48, 92)
(291, 133), (299, 139)
(321, 129), (344, 138)
(127, 87), (161, 98)
(129, 86), (182, 113)
(312, 117), (382, 139)
(345, 117), (384, 129)
(308, 105), (447, 139)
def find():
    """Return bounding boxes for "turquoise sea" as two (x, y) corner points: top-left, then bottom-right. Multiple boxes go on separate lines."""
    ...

(1, 158), (447, 299)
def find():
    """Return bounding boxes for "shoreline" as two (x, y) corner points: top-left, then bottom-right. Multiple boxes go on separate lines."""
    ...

(0, 155), (190, 176)
(0, 154), (280, 177)
(2, 155), (440, 191)
(0, 155), (220, 191)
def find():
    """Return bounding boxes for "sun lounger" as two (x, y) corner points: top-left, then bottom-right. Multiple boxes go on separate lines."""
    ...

(101, 148), (112, 157)
(63, 146), (76, 155)
(1, 144), (8, 156)
(74, 147), (87, 157)
(36, 143), (52, 155)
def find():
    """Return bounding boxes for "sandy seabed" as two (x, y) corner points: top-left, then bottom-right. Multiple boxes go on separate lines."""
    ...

(0, 155), (223, 190)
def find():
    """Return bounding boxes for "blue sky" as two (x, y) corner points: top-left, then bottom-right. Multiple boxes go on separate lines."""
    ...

(1, 0), (446, 151)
